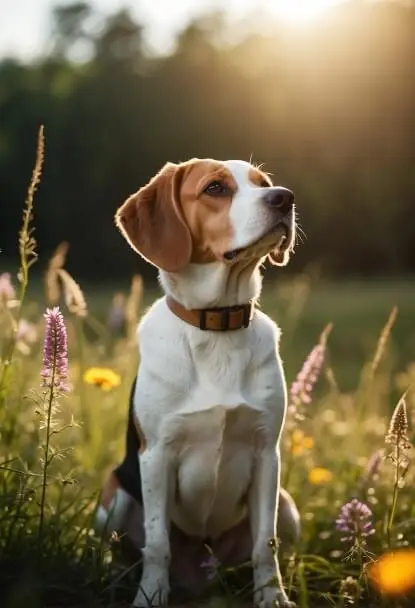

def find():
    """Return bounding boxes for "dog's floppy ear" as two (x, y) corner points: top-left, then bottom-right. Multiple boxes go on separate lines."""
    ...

(115, 163), (192, 272)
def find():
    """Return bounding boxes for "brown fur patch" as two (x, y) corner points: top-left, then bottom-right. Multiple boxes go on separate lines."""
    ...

(178, 159), (236, 263)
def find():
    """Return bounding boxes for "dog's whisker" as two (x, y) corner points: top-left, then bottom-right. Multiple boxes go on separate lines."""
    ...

(296, 224), (307, 241)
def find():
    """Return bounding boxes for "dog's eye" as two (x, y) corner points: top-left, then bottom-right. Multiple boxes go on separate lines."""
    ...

(204, 181), (230, 196)
(260, 179), (271, 188)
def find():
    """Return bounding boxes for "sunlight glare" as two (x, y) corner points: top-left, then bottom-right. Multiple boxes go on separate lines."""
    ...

(271, 0), (343, 24)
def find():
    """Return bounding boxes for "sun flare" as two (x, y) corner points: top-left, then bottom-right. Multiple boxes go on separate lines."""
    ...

(270, 0), (343, 24)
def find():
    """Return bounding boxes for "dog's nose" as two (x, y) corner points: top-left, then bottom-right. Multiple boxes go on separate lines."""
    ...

(264, 187), (294, 215)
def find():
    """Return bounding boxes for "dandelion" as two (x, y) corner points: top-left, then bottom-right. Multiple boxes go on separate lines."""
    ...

(290, 429), (314, 456)
(368, 549), (415, 596)
(83, 367), (121, 391)
(40, 306), (69, 394)
(200, 554), (221, 581)
(308, 467), (333, 485)
(335, 498), (375, 546)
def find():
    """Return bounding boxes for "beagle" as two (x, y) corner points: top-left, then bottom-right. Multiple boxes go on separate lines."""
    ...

(96, 159), (300, 607)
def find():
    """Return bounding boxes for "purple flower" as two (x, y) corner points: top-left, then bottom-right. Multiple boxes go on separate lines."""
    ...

(335, 498), (375, 546)
(289, 342), (326, 410)
(40, 306), (69, 393)
(200, 554), (221, 580)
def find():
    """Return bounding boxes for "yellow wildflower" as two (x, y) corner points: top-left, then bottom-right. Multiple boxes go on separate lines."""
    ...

(83, 367), (121, 391)
(368, 549), (415, 595)
(308, 467), (333, 485)
(290, 429), (314, 456)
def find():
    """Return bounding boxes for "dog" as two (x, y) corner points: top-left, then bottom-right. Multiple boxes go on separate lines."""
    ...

(95, 159), (300, 607)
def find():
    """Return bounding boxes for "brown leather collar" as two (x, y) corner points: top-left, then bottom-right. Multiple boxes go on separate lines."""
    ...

(166, 296), (254, 331)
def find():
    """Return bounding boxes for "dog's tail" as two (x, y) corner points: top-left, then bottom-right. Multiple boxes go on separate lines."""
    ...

(94, 471), (133, 538)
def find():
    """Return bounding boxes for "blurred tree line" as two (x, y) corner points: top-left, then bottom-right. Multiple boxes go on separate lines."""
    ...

(0, 0), (414, 280)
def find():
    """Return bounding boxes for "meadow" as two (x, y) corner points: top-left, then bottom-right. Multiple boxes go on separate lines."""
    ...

(1, 132), (415, 607)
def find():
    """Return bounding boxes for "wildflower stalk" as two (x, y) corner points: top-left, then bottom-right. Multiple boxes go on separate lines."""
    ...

(125, 274), (143, 344)
(0, 126), (44, 399)
(38, 339), (57, 546)
(356, 306), (398, 422)
(37, 306), (69, 549)
(74, 314), (89, 442)
(283, 323), (332, 487)
(371, 306), (398, 377)
(386, 445), (400, 550)
(385, 392), (411, 548)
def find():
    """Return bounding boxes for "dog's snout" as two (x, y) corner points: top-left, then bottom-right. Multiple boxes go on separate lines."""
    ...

(264, 187), (294, 215)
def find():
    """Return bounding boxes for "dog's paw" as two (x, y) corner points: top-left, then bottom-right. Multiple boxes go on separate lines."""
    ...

(253, 568), (295, 608)
(274, 592), (296, 608)
(132, 566), (170, 607)
(254, 584), (296, 608)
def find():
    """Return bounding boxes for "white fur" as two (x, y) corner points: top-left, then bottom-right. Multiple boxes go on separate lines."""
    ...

(128, 161), (296, 607)
(225, 160), (279, 251)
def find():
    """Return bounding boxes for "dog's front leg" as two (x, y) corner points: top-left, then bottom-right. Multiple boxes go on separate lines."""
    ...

(133, 447), (172, 607)
(249, 446), (296, 608)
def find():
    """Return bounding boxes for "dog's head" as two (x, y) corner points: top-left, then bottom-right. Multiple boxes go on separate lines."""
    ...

(115, 159), (296, 272)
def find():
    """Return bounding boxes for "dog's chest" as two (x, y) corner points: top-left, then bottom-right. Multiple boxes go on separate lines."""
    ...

(136, 304), (286, 443)
(135, 303), (287, 537)
(191, 331), (254, 393)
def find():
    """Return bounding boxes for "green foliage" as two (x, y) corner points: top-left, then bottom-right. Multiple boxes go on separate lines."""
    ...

(1, 1), (415, 280)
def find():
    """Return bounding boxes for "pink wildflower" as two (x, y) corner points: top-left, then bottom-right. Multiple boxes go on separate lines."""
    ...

(289, 343), (325, 410)
(40, 306), (69, 393)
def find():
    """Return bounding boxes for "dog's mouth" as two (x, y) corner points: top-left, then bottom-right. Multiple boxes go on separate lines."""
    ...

(224, 222), (290, 262)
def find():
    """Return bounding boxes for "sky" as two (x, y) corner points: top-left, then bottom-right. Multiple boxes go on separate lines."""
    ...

(0, 0), (346, 60)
